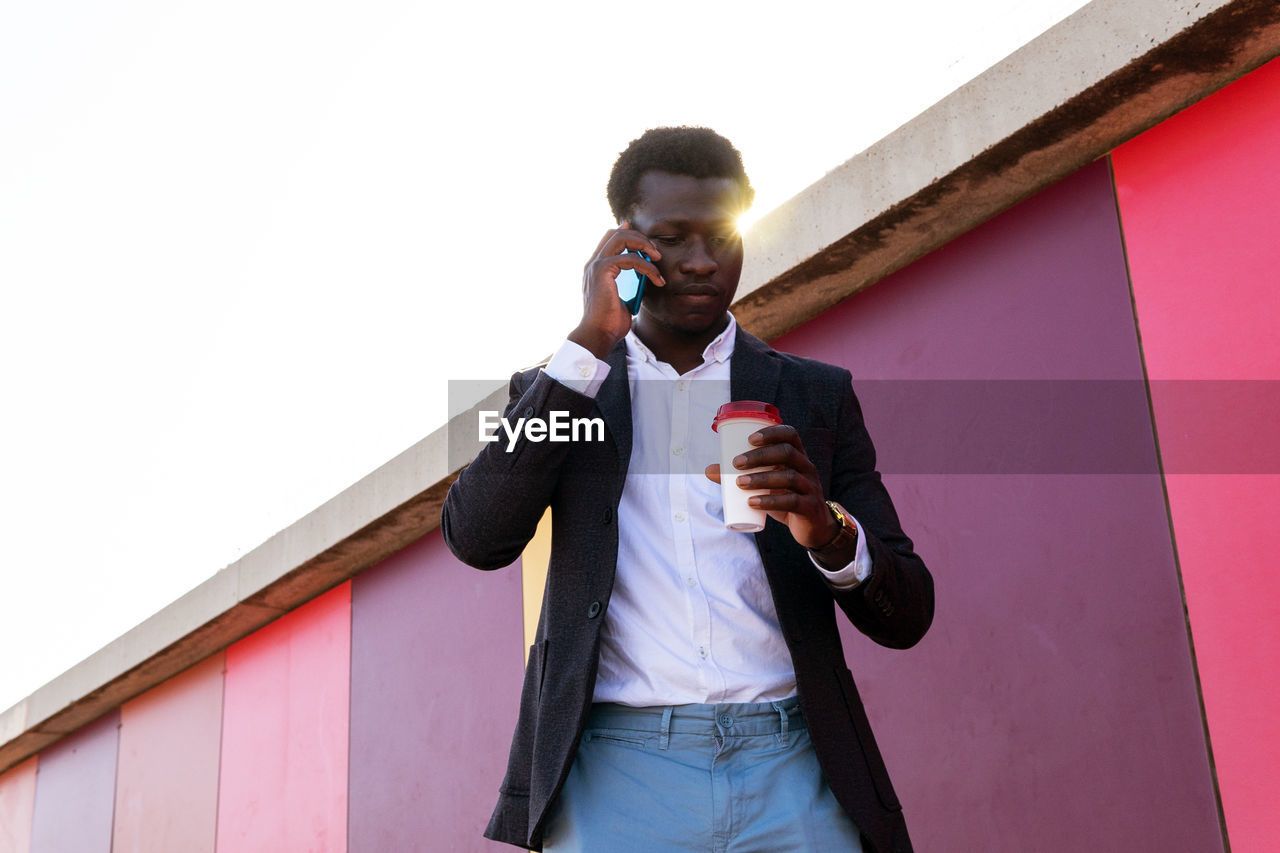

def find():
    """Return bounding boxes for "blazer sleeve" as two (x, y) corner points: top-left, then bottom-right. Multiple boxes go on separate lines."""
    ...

(441, 367), (599, 571)
(826, 373), (935, 649)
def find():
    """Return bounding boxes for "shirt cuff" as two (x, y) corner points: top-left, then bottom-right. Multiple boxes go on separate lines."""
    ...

(810, 516), (872, 590)
(543, 339), (612, 398)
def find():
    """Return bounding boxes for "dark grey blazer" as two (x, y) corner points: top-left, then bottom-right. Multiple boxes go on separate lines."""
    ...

(442, 327), (933, 853)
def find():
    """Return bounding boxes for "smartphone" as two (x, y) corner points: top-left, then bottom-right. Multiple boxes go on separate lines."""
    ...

(615, 249), (650, 315)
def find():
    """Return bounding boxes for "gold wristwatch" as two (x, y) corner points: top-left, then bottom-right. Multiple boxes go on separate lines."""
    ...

(809, 500), (859, 563)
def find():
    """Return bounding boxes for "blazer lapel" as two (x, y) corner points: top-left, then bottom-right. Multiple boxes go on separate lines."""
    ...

(730, 326), (782, 409)
(730, 327), (803, 564)
(595, 326), (777, 488)
(593, 340), (633, 481)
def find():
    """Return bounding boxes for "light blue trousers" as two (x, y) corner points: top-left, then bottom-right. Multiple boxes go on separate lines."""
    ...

(541, 698), (865, 853)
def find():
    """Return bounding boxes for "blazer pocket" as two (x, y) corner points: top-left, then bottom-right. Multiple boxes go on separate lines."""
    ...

(498, 640), (548, 797)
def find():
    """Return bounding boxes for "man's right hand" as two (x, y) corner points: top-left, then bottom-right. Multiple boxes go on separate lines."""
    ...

(568, 222), (665, 360)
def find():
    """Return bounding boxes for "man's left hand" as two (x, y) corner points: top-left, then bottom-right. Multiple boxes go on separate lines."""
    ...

(705, 425), (838, 549)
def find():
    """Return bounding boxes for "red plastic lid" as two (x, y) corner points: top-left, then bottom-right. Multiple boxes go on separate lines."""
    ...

(712, 400), (782, 432)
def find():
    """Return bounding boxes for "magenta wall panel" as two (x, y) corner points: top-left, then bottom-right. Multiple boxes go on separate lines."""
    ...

(28, 711), (119, 853)
(0, 757), (37, 853)
(348, 530), (524, 851)
(113, 654), (224, 853)
(1112, 59), (1280, 382)
(1112, 57), (1280, 853)
(774, 159), (1222, 850)
(216, 584), (350, 853)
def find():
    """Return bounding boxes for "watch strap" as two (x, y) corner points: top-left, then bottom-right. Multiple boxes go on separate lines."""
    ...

(809, 500), (858, 558)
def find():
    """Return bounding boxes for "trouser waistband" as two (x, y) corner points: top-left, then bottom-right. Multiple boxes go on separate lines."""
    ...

(586, 696), (804, 748)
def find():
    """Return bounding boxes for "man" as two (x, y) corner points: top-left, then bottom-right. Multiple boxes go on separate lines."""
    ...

(442, 127), (933, 853)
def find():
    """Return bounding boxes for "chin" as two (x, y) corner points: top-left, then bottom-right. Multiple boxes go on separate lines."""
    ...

(667, 310), (729, 335)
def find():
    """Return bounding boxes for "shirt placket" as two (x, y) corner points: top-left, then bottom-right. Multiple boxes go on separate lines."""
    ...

(667, 369), (718, 695)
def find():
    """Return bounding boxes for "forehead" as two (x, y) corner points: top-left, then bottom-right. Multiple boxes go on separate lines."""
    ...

(632, 171), (743, 225)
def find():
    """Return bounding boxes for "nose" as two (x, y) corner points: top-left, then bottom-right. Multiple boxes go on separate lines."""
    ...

(679, 237), (718, 278)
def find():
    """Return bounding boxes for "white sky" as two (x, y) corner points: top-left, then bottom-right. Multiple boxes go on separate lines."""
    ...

(0, 0), (1089, 713)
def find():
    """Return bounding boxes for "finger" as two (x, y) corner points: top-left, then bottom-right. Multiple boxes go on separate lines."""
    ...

(589, 227), (616, 260)
(605, 254), (666, 286)
(705, 463), (721, 484)
(734, 467), (816, 494)
(732, 441), (814, 474)
(748, 424), (803, 449)
(601, 229), (663, 263)
(746, 491), (824, 513)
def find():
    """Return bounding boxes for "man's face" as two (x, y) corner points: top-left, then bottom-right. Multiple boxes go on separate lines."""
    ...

(628, 171), (745, 338)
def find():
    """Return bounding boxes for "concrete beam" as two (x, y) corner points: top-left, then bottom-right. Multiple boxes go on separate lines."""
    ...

(734, 0), (1280, 340)
(0, 384), (508, 774)
(3, 0), (1279, 774)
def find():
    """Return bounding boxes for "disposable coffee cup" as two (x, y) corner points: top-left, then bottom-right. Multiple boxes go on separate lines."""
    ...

(712, 401), (782, 532)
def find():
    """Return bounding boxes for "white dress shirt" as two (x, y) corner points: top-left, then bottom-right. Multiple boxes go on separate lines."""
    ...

(544, 314), (870, 706)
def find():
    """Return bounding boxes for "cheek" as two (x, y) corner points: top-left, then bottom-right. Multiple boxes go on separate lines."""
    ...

(721, 250), (744, 277)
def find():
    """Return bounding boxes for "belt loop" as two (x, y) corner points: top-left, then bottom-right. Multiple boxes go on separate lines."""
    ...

(659, 706), (673, 750)
(771, 700), (789, 746)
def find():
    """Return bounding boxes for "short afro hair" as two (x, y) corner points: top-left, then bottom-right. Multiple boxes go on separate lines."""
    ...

(607, 126), (755, 222)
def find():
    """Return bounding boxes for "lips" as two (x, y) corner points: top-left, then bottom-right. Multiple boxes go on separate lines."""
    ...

(667, 285), (721, 298)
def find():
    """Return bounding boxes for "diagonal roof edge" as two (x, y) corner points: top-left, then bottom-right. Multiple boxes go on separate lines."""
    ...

(3, 0), (1278, 774)
(734, 0), (1280, 340)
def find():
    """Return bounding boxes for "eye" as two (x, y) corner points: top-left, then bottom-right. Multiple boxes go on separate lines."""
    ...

(652, 235), (683, 247)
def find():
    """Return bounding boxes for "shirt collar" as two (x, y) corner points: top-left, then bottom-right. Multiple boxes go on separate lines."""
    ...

(625, 312), (738, 368)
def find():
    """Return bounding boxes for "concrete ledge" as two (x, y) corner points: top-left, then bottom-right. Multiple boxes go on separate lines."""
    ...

(0, 383), (508, 774)
(3, 0), (1279, 775)
(735, 0), (1280, 339)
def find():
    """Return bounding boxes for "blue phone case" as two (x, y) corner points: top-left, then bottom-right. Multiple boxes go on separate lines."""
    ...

(615, 250), (650, 315)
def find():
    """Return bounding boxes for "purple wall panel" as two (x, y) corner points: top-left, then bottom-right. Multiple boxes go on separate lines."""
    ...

(349, 530), (524, 851)
(774, 160), (1221, 851)
(1113, 58), (1280, 852)
(779, 168), (1141, 382)
(28, 712), (119, 853)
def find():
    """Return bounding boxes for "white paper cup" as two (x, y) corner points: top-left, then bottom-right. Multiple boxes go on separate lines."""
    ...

(712, 401), (782, 532)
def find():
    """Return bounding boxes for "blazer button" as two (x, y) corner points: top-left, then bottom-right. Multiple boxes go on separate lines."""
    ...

(587, 601), (602, 618)
(601, 507), (612, 524)
(521, 406), (535, 420)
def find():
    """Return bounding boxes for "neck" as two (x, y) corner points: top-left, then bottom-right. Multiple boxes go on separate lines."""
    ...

(633, 313), (730, 375)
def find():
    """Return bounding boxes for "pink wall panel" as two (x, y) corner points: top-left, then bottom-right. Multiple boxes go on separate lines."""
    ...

(1113, 57), (1280, 853)
(29, 711), (119, 853)
(0, 757), (37, 853)
(1112, 59), (1280, 383)
(113, 654), (224, 853)
(348, 531), (525, 851)
(216, 584), (350, 853)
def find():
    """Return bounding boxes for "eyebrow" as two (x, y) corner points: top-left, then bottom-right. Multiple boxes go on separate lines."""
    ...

(649, 217), (737, 229)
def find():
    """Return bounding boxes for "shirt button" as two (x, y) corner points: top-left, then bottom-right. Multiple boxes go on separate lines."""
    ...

(698, 646), (707, 659)
(673, 511), (686, 523)
(578, 365), (591, 378)
(685, 577), (697, 587)
(677, 381), (688, 391)
(672, 446), (684, 456)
